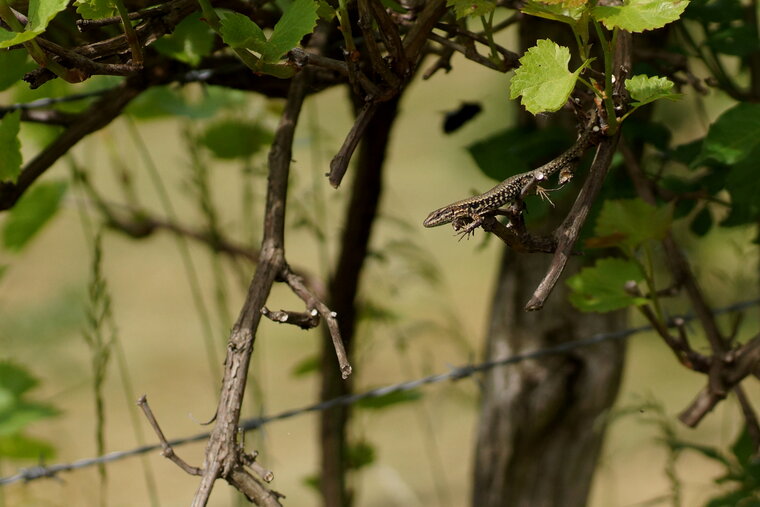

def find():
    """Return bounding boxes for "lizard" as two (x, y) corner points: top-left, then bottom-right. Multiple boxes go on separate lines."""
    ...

(423, 114), (602, 238)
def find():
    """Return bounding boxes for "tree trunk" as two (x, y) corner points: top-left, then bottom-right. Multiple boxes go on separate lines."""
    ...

(319, 96), (401, 507)
(472, 248), (626, 507)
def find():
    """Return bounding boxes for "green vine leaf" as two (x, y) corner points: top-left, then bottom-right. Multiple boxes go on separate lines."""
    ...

(0, 0), (70, 48)
(535, 0), (588, 8)
(592, 0), (689, 32)
(264, 0), (318, 62)
(74, 0), (117, 20)
(590, 198), (672, 254)
(219, 11), (268, 54)
(567, 258), (649, 312)
(696, 103), (760, 166)
(0, 110), (22, 184)
(316, 0), (337, 21)
(0, 29), (38, 49)
(625, 74), (681, 106)
(522, 0), (587, 23)
(28, 0), (70, 31)
(509, 39), (590, 114)
(447, 0), (495, 19)
(220, 0), (317, 64)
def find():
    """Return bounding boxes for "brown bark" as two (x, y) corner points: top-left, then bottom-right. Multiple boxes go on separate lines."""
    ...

(472, 250), (626, 507)
(319, 96), (401, 507)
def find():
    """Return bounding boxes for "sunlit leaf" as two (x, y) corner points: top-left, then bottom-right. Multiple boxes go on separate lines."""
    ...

(593, 0), (689, 32)
(0, 0), (70, 48)
(536, 0), (588, 8)
(28, 0), (70, 31)
(74, 0), (117, 20)
(522, 0), (587, 22)
(219, 11), (268, 53)
(264, 0), (318, 62)
(2, 181), (67, 251)
(510, 40), (590, 114)
(625, 74), (681, 106)
(567, 258), (649, 312)
(316, 0), (337, 20)
(0, 110), (22, 184)
(0, 28), (39, 49)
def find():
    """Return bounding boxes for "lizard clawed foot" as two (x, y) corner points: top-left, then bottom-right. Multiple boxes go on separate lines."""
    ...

(452, 215), (483, 240)
(535, 185), (557, 207)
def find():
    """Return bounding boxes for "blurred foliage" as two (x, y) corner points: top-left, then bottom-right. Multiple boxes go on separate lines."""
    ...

(0, 361), (58, 460)
(1, 181), (67, 252)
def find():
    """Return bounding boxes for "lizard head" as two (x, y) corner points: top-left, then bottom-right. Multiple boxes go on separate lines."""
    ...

(423, 206), (455, 228)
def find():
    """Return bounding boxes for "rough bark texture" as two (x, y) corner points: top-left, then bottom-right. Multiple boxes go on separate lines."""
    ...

(319, 96), (401, 507)
(472, 249), (626, 507)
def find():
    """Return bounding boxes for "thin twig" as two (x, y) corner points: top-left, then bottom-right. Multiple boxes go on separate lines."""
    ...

(367, 0), (409, 76)
(433, 21), (519, 64)
(328, 101), (379, 188)
(428, 32), (512, 72)
(679, 334), (760, 426)
(261, 306), (320, 329)
(283, 268), (352, 378)
(76, 3), (173, 30)
(358, 0), (402, 89)
(137, 396), (201, 476)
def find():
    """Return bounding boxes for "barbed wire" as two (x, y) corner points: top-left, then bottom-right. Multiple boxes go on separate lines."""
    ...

(2, 297), (758, 486)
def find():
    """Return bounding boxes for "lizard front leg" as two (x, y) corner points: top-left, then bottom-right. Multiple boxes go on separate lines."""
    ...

(452, 212), (490, 239)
